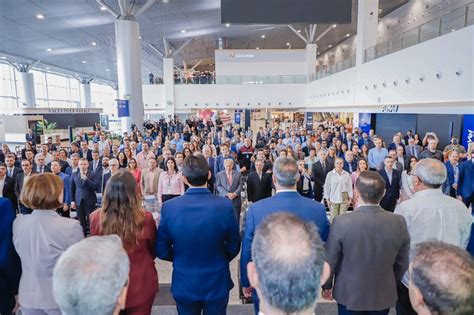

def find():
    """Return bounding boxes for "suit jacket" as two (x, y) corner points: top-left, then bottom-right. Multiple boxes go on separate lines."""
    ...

(457, 160), (474, 199)
(324, 205), (410, 311)
(0, 198), (21, 314)
(70, 170), (98, 206)
(240, 191), (330, 288)
(80, 149), (93, 162)
(246, 171), (272, 203)
(2, 176), (16, 212)
(379, 168), (401, 200)
(443, 162), (459, 194)
(215, 170), (242, 211)
(56, 172), (71, 205)
(5, 166), (22, 179)
(343, 160), (358, 173)
(95, 168), (112, 194)
(140, 168), (162, 198)
(405, 144), (421, 159)
(311, 160), (334, 190)
(88, 159), (102, 173)
(12, 210), (83, 309)
(34, 165), (51, 174)
(156, 188), (240, 301)
(214, 155), (235, 175)
(207, 156), (216, 191)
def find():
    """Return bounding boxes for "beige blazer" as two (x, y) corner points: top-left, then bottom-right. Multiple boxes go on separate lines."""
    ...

(141, 168), (162, 197)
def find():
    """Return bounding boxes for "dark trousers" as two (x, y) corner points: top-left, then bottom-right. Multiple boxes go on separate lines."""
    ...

(338, 304), (389, 315)
(56, 207), (70, 218)
(252, 290), (260, 314)
(175, 296), (228, 315)
(162, 194), (180, 202)
(77, 201), (95, 236)
(314, 186), (323, 202)
(396, 282), (417, 315)
(380, 196), (397, 212)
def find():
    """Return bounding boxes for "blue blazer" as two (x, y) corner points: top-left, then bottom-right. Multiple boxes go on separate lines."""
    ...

(57, 172), (71, 205)
(156, 188), (240, 302)
(457, 160), (474, 199)
(214, 155), (235, 175)
(70, 171), (98, 206)
(343, 160), (358, 173)
(240, 191), (330, 288)
(0, 198), (21, 314)
(442, 162), (458, 194)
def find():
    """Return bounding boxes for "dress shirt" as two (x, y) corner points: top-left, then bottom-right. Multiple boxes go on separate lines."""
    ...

(302, 173), (311, 190)
(395, 189), (472, 286)
(368, 147), (388, 169)
(397, 156), (405, 169)
(323, 169), (353, 203)
(158, 172), (185, 200)
(92, 160), (100, 172)
(7, 167), (15, 177)
(0, 176), (5, 197)
(136, 150), (155, 169)
(36, 166), (45, 173)
(385, 168), (393, 185)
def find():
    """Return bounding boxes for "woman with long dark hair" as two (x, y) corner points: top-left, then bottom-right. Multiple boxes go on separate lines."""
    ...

(157, 157), (185, 203)
(117, 151), (128, 169)
(89, 171), (158, 315)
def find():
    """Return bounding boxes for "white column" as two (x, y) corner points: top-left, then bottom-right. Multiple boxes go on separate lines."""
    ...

(355, 0), (379, 65)
(163, 58), (175, 118)
(115, 19), (144, 131)
(305, 43), (317, 81)
(19, 71), (36, 107)
(80, 82), (92, 108)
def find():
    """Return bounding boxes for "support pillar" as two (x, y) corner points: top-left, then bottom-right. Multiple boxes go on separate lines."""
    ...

(356, 0), (379, 65)
(163, 58), (175, 118)
(79, 77), (93, 108)
(19, 71), (36, 107)
(305, 43), (317, 81)
(115, 19), (144, 131)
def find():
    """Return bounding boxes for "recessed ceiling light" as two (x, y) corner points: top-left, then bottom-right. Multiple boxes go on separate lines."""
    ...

(100, 6), (107, 11)
(46, 48), (52, 52)
(1, 56), (7, 59)
(346, 33), (350, 37)
(225, 23), (230, 27)
(261, 34), (266, 39)
(451, 29), (456, 32)
(46, 67), (50, 70)
(36, 14), (45, 19)
(181, 30), (186, 33)
(328, 45), (332, 48)
(92, 42), (97, 46)
(138, 36), (142, 39)
(106, 69), (110, 71)
(82, 60), (87, 64)
(256, 47), (260, 50)
(332, 24), (337, 28)
(286, 42), (290, 46)
(297, 29), (301, 33)
(317, 52), (320, 55)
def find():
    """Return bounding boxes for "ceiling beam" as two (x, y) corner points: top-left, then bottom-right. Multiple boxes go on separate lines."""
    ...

(135, 0), (157, 18)
(163, 38), (171, 57)
(287, 25), (308, 44)
(309, 24), (318, 43)
(118, 0), (128, 16)
(148, 43), (164, 57)
(172, 39), (193, 58)
(315, 25), (335, 42)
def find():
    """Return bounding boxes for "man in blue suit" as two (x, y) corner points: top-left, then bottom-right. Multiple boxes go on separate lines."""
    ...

(214, 143), (235, 175)
(443, 150), (460, 197)
(240, 157), (330, 314)
(457, 150), (474, 211)
(51, 161), (71, 217)
(203, 145), (216, 192)
(0, 197), (21, 315)
(156, 154), (240, 315)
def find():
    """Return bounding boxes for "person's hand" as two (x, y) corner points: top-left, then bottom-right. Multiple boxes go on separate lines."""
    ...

(80, 172), (88, 180)
(226, 193), (233, 200)
(250, 156), (255, 162)
(240, 167), (247, 173)
(243, 287), (253, 298)
(63, 204), (69, 211)
(70, 202), (76, 210)
(452, 183), (458, 190)
(322, 289), (333, 301)
(12, 295), (20, 313)
(456, 196), (463, 201)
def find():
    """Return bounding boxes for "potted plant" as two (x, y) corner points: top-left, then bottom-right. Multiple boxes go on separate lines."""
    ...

(37, 119), (59, 144)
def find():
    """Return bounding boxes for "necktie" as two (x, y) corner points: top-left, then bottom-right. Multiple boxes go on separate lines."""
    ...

(94, 161), (97, 171)
(8, 169), (12, 177)
(40, 166), (44, 173)
(321, 162), (326, 172)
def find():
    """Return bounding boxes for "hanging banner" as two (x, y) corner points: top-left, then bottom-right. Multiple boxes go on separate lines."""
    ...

(358, 113), (372, 134)
(117, 100), (129, 117)
(461, 114), (474, 150)
(305, 112), (314, 131)
(235, 111), (241, 124)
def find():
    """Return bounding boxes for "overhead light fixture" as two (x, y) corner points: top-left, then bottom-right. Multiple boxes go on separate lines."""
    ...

(317, 52), (320, 55)
(451, 29), (456, 32)
(225, 23), (230, 27)
(286, 42), (290, 46)
(297, 29), (301, 33)
(46, 48), (52, 52)
(256, 47), (260, 50)
(100, 6), (107, 11)
(346, 33), (350, 37)
(46, 67), (50, 70)
(181, 30), (186, 33)
(82, 60), (87, 64)
(261, 34), (266, 39)
(106, 69), (110, 72)
(92, 42), (97, 46)
(138, 36), (142, 39)
(36, 14), (45, 19)
(1, 56), (7, 59)
(333, 24), (337, 28)
(328, 44), (332, 48)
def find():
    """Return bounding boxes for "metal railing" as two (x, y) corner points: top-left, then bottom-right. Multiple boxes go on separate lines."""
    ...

(309, 54), (356, 81)
(216, 75), (307, 84)
(365, 2), (474, 62)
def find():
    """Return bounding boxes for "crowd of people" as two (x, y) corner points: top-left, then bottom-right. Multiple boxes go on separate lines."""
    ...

(0, 116), (473, 315)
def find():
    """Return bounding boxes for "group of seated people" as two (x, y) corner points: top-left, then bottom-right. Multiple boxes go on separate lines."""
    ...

(0, 117), (473, 315)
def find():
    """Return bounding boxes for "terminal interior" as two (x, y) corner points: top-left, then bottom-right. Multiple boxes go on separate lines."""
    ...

(0, 0), (473, 315)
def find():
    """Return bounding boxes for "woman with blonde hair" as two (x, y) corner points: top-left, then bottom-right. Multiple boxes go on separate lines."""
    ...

(89, 170), (157, 315)
(13, 173), (83, 315)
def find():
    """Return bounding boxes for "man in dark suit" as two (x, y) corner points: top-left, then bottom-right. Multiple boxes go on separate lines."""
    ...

(457, 150), (474, 210)
(214, 143), (235, 175)
(88, 150), (102, 173)
(311, 149), (334, 202)
(71, 158), (98, 236)
(4, 154), (22, 179)
(443, 150), (460, 197)
(25, 128), (36, 145)
(406, 138), (422, 159)
(156, 155), (240, 314)
(202, 145), (216, 192)
(216, 159), (243, 225)
(241, 157), (330, 314)
(322, 171), (410, 314)
(33, 155), (51, 174)
(0, 163), (16, 214)
(15, 159), (35, 214)
(379, 156), (401, 212)
(246, 159), (272, 203)
(94, 157), (112, 206)
(343, 151), (358, 174)
(395, 145), (410, 171)
(80, 141), (93, 162)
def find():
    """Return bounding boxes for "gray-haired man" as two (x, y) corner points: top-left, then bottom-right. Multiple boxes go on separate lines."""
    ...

(247, 212), (330, 315)
(53, 235), (129, 315)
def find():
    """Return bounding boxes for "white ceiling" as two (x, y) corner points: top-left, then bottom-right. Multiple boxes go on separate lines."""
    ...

(0, 0), (408, 85)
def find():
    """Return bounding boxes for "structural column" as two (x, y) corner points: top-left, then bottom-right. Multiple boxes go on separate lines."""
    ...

(305, 43), (317, 81)
(79, 77), (93, 108)
(163, 58), (175, 118)
(115, 19), (144, 131)
(18, 71), (36, 107)
(355, 0), (379, 65)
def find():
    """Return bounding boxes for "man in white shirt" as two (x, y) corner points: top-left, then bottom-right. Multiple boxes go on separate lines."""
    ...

(324, 157), (353, 222)
(97, 134), (108, 155)
(35, 144), (53, 165)
(394, 158), (472, 315)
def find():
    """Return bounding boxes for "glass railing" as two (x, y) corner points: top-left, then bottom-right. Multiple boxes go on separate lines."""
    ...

(309, 54), (356, 82)
(216, 75), (307, 84)
(365, 2), (474, 62)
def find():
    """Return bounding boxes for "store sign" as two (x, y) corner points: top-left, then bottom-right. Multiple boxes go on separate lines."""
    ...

(461, 114), (474, 149)
(117, 100), (130, 117)
(381, 105), (399, 113)
(47, 108), (95, 113)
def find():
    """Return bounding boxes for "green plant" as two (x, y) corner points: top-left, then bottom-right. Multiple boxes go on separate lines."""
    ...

(36, 119), (58, 134)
